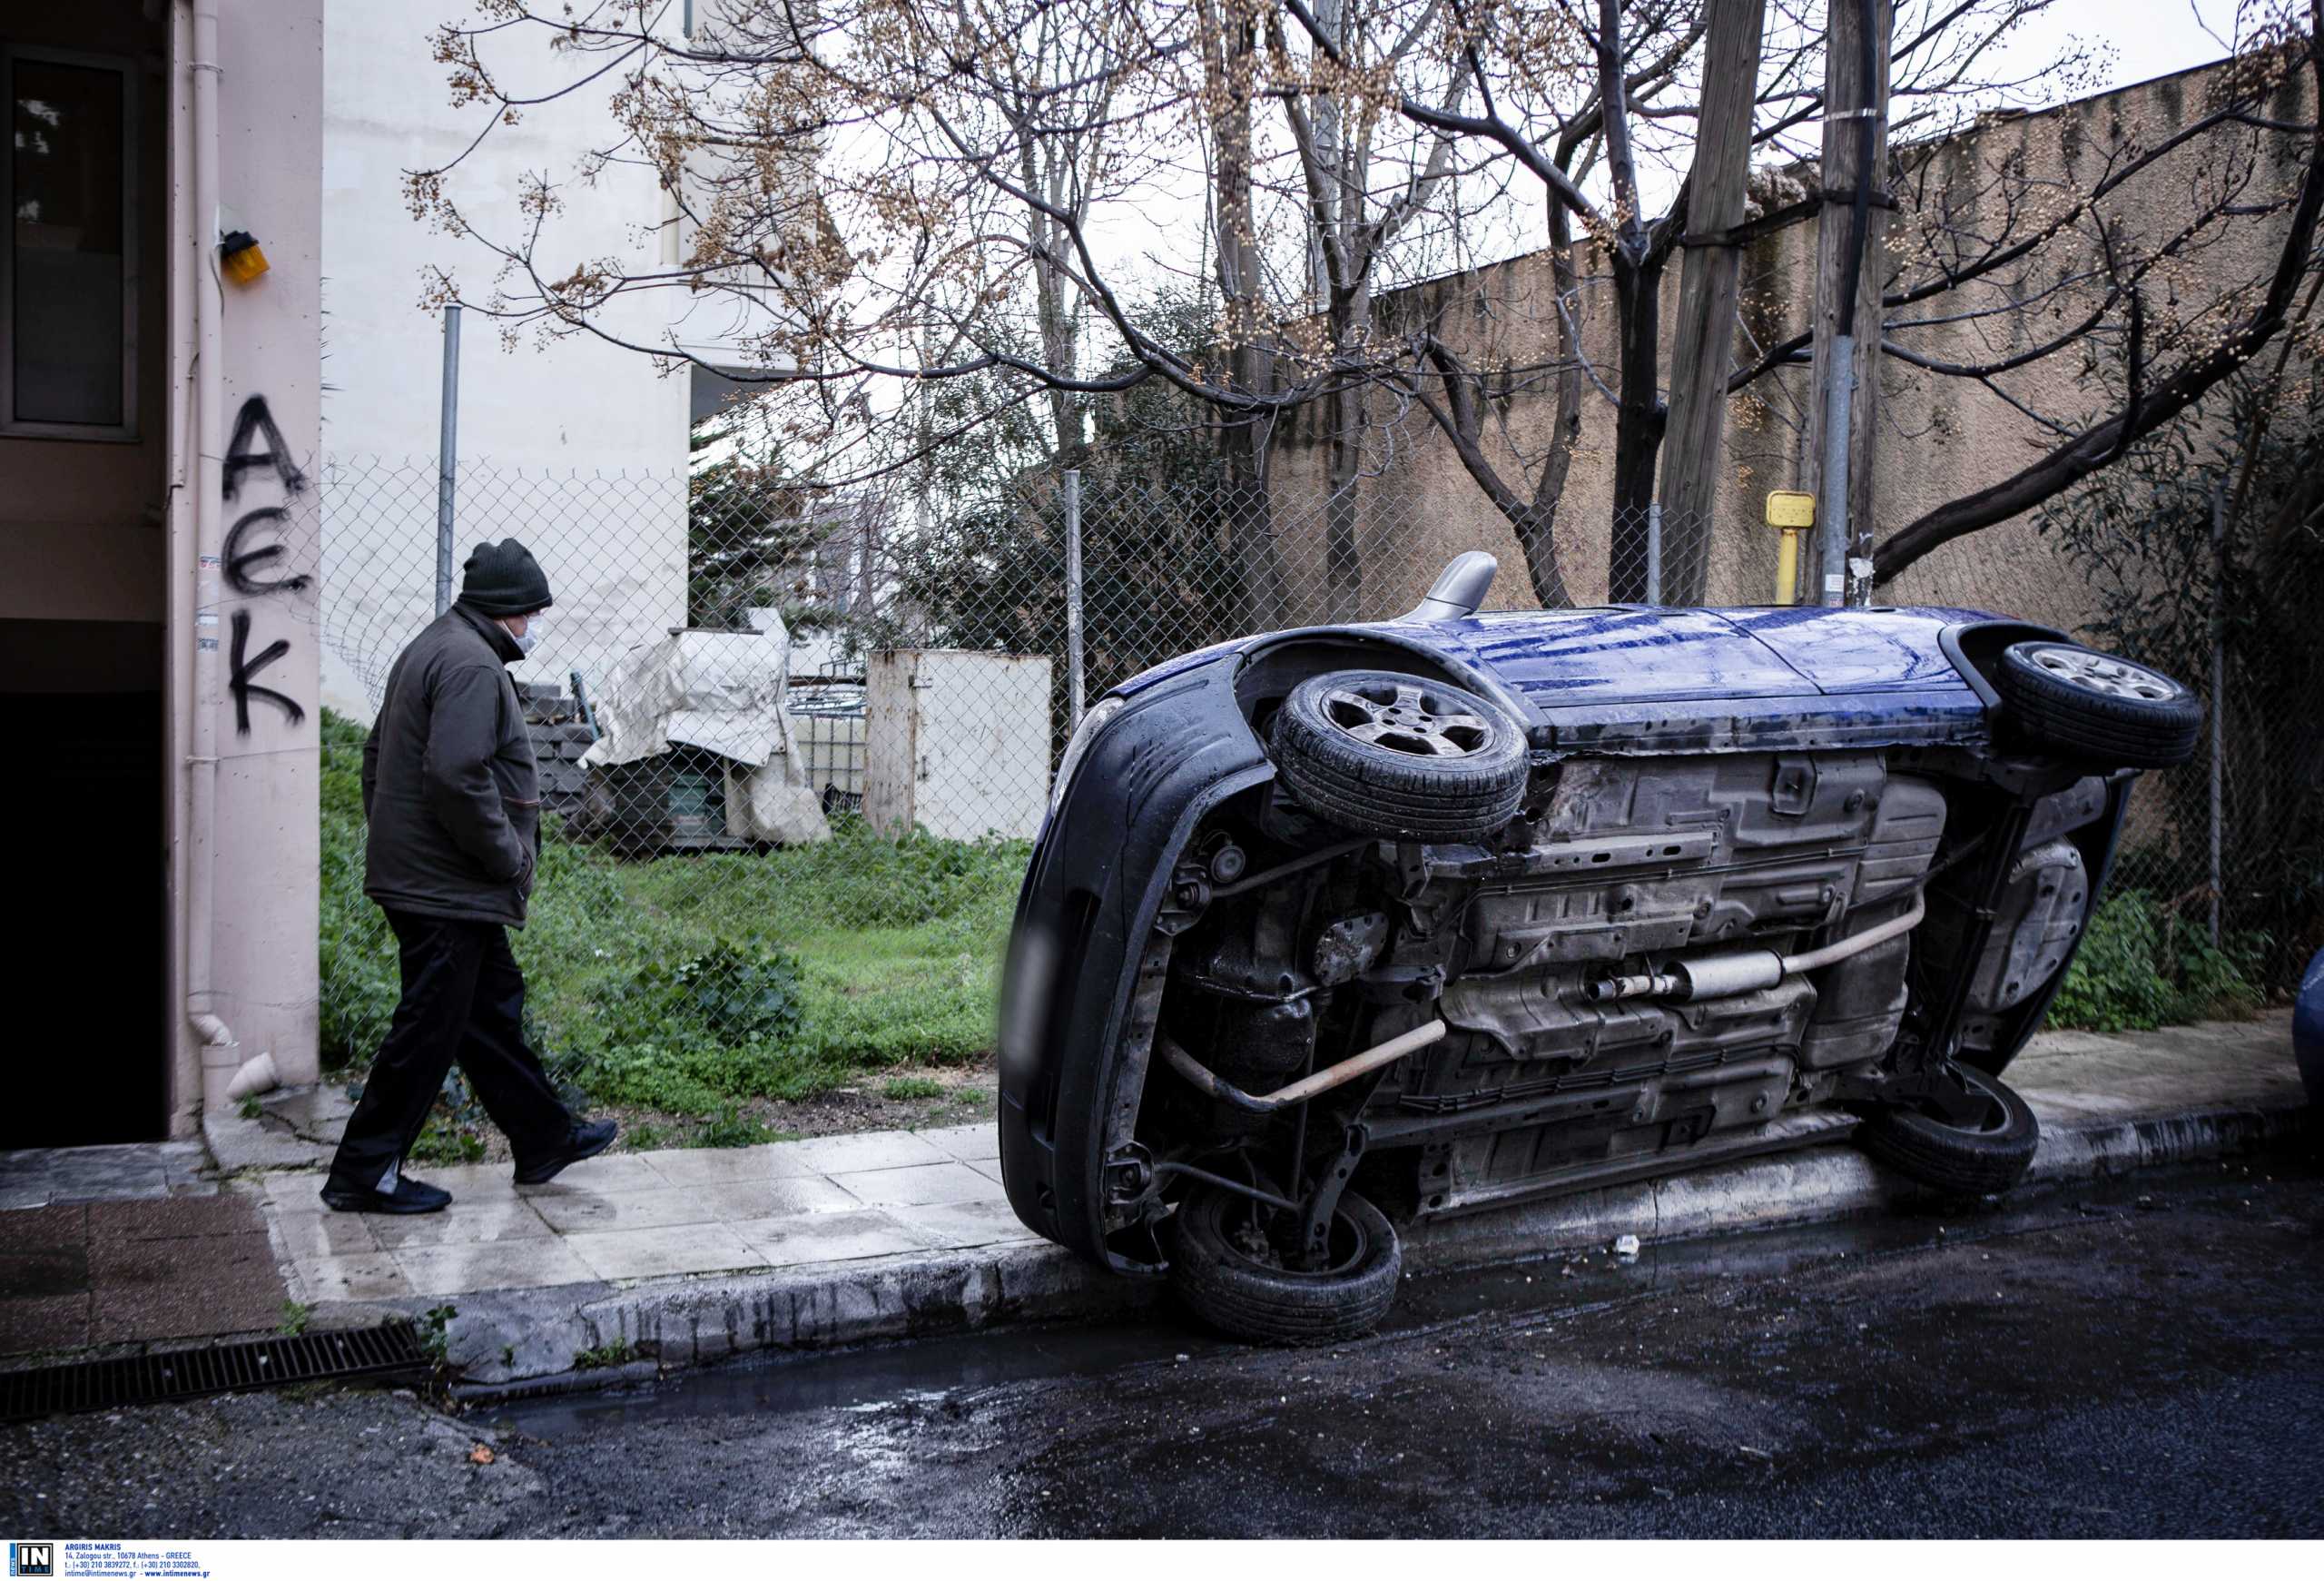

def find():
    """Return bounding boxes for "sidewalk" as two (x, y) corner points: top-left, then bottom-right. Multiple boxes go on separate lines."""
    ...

(4, 1012), (2307, 1385)
(254, 1122), (1022, 1306)
(225, 1010), (2306, 1389)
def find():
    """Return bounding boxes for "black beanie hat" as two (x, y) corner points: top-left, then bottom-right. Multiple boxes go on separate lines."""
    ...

(458, 539), (554, 616)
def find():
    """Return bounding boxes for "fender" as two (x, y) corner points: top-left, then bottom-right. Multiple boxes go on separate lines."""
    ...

(997, 655), (1272, 1270)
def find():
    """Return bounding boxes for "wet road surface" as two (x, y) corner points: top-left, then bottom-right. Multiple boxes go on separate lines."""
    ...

(5, 1154), (2320, 1537)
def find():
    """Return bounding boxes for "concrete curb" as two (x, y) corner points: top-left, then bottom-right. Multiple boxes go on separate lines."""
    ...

(1405, 1098), (2310, 1274)
(417, 1091), (2310, 1398)
(430, 1239), (1159, 1390)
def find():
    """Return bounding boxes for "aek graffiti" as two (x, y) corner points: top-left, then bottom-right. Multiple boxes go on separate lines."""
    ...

(223, 507), (310, 597)
(229, 610), (303, 732)
(217, 395), (310, 734)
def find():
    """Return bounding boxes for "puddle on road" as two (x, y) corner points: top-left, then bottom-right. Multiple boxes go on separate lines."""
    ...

(487, 1316), (1225, 1440)
(488, 1155), (2302, 1441)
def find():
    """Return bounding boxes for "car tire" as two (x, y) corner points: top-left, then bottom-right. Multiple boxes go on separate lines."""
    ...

(1270, 668), (1528, 841)
(1167, 1185), (1403, 1345)
(1856, 1064), (2041, 1197)
(1995, 641), (2201, 769)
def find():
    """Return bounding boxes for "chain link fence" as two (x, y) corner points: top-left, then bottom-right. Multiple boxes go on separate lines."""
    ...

(310, 449), (2310, 1140)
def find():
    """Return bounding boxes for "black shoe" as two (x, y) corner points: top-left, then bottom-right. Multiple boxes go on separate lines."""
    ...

(319, 1176), (452, 1215)
(513, 1119), (618, 1185)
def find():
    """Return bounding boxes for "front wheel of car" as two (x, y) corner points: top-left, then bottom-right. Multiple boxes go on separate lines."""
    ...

(1167, 1185), (1403, 1345)
(1271, 668), (1529, 841)
(1856, 1064), (2041, 1198)
(1995, 640), (2202, 768)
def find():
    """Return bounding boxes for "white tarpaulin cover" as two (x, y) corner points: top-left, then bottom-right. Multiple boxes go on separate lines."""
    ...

(580, 614), (831, 844)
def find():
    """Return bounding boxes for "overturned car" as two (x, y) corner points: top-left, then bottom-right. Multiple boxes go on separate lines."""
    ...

(998, 554), (2202, 1342)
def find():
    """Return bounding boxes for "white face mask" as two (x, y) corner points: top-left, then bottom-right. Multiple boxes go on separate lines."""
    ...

(507, 614), (545, 656)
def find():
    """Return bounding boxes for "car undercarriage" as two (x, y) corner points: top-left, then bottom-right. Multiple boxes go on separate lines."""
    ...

(1103, 741), (2112, 1257)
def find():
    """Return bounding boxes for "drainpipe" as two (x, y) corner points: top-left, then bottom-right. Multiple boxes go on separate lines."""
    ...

(185, 0), (239, 1102)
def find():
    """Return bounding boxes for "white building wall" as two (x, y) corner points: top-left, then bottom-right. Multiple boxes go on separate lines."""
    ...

(165, 0), (329, 1130)
(317, 0), (690, 723)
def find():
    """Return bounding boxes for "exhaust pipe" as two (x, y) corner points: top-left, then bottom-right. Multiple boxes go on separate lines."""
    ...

(1164, 1020), (1449, 1113)
(1589, 892), (1925, 1003)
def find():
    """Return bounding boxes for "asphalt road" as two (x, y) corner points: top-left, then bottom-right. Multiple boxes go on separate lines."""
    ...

(5, 1154), (2319, 1538)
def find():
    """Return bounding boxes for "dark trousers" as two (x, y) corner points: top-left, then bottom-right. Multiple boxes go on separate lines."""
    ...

(327, 909), (572, 1191)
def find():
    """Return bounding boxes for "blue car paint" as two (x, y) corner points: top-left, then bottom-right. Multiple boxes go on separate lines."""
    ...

(1438, 607), (1821, 705)
(1527, 686), (1988, 756)
(2296, 946), (2324, 1105)
(1116, 604), (1996, 731)
(1719, 605), (1991, 692)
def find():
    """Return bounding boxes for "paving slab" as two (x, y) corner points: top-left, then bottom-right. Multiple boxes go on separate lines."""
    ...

(828, 1161), (1002, 1208)
(561, 1222), (763, 1281)
(0, 1141), (215, 1208)
(0, 1188), (287, 1357)
(728, 1207), (934, 1267)
(202, 1082), (359, 1174)
(390, 1237), (598, 1299)
(90, 1230), (284, 1342)
(0, 1293), (92, 1354)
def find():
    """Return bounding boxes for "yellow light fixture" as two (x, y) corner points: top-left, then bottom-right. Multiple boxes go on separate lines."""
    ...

(1765, 491), (1816, 606)
(219, 230), (270, 285)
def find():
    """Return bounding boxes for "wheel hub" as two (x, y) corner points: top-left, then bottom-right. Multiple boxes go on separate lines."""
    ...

(1321, 680), (1493, 758)
(2030, 645), (2178, 701)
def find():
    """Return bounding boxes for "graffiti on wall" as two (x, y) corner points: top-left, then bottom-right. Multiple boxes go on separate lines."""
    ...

(212, 396), (309, 734)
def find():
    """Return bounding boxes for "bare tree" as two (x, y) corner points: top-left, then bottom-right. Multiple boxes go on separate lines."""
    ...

(1262, 0), (1470, 615)
(1868, 2), (2324, 582)
(412, 0), (2321, 618)
(1295, 0), (2109, 601)
(417, 1), (1514, 616)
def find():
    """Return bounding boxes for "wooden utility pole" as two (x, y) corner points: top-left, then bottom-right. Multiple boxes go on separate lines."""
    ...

(1204, 0), (1285, 632)
(1656, 0), (1768, 605)
(1807, 0), (1893, 607)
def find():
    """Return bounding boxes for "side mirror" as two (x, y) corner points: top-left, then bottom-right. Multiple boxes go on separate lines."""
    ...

(1406, 551), (1498, 622)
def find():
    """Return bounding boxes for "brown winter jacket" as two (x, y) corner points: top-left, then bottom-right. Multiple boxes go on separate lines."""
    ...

(360, 603), (541, 927)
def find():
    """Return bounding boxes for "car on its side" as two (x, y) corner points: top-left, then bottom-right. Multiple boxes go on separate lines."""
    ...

(997, 553), (2204, 1342)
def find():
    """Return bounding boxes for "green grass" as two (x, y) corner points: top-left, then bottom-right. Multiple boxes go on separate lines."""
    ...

(320, 709), (1025, 1114)
(881, 1076), (947, 1102)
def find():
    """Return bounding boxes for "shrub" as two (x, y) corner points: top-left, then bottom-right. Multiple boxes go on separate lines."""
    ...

(2049, 889), (2267, 1033)
(317, 707), (1024, 1111)
(319, 713), (398, 1068)
(410, 1118), (486, 1165)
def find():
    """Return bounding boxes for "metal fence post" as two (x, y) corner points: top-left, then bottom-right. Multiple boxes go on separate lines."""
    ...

(1644, 502), (1663, 605)
(435, 304), (462, 616)
(1064, 468), (1085, 727)
(2209, 479), (2226, 949)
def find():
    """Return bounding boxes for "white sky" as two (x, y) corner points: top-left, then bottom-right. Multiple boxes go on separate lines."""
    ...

(688, 0), (2283, 472)
(1074, 0), (2273, 305)
(1992, 0), (2254, 95)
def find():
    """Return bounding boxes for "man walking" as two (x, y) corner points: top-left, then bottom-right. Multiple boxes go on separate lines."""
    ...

(321, 539), (615, 1214)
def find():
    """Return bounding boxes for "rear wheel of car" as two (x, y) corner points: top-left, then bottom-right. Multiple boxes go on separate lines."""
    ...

(1270, 668), (1528, 841)
(1167, 1184), (1403, 1345)
(1995, 640), (2201, 768)
(1856, 1064), (2041, 1198)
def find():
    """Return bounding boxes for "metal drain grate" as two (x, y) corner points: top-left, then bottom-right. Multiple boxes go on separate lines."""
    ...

(0, 1320), (429, 1420)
